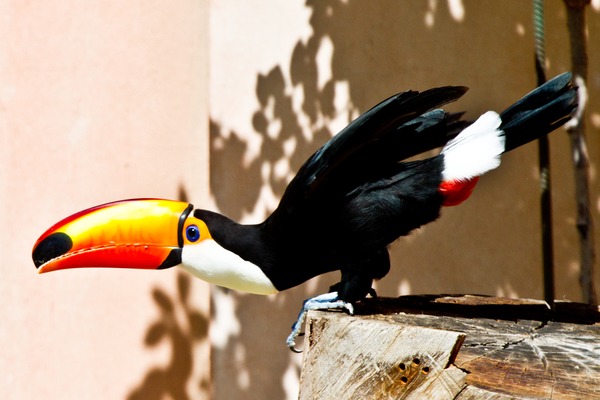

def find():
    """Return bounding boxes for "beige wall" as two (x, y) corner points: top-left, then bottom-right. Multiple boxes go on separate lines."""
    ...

(2, 1), (599, 400)
(209, 1), (600, 399)
(1, 1), (210, 399)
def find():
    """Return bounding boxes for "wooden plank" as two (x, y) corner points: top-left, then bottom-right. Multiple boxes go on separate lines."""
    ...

(299, 312), (467, 399)
(298, 296), (600, 399)
(454, 320), (600, 399)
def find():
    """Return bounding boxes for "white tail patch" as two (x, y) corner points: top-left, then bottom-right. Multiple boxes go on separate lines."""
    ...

(441, 111), (505, 181)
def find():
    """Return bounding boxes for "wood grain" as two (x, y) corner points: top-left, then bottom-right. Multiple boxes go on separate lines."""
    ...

(298, 296), (600, 399)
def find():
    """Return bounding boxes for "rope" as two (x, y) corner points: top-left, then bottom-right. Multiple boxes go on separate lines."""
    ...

(533, 0), (555, 309)
(533, 0), (547, 82)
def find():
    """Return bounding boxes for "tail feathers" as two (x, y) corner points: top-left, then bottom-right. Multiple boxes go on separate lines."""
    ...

(500, 72), (577, 152)
(439, 72), (576, 207)
(441, 111), (505, 181)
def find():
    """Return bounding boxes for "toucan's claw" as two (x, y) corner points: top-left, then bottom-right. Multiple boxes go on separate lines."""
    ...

(287, 331), (305, 353)
(289, 341), (304, 354)
(286, 292), (354, 353)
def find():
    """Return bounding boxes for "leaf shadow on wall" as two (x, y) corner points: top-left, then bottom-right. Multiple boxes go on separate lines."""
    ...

(126, 272), (209, 400)
(208, 2), (469, 399)
(207, 1), (568, 399)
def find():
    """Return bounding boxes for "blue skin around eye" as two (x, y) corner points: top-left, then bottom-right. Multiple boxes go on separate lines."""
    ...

(186, 225), (200, 242)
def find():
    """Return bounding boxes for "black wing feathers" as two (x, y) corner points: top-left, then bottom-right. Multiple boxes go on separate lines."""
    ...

(269, 86), (468, 227)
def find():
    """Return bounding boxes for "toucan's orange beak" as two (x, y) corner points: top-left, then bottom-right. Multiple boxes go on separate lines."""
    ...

(32, 199), (193, 274)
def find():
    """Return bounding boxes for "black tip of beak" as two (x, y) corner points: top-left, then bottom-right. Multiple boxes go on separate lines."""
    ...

(32, 232), (73, 269)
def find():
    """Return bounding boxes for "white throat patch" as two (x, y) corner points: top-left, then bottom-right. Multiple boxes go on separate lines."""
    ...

(180, 238), (278, 295)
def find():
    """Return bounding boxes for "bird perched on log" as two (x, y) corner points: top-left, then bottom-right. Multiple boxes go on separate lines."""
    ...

(32, 73), (576, 351)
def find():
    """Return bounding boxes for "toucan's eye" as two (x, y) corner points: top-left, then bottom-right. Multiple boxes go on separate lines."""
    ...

(186, 225), (200, 242)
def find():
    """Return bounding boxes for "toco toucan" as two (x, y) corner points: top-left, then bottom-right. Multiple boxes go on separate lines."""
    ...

(33, 73), (577, 351)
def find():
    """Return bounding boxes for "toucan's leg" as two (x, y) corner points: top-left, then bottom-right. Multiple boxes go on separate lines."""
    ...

(329, 281), (378, 298)
(335, 249), (389, 301)
(286, 292), (353, 352)
(287, 251), (387, 351)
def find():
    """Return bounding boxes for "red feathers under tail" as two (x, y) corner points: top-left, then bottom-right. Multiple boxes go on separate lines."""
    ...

(439, 177), (479, 206)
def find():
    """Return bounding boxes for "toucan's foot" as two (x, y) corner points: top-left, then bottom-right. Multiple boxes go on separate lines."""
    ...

(286, 292), (354, 353)
(329, 282), (378, 299)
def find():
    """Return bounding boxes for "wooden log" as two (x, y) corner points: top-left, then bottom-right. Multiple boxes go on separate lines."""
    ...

(298, 295), (600, 399)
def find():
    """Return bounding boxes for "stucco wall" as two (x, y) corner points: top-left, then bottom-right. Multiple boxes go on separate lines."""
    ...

(1, 1), (210, 399)
(2, 1), (599, 399)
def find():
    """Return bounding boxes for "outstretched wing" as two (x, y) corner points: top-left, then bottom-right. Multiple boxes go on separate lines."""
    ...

(267, 86), (469, 228)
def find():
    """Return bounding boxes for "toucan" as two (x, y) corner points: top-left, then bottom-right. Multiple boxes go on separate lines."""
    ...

(33, 73), (576, 351)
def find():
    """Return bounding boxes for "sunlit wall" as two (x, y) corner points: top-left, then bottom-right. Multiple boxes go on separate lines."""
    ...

(208, 1), (600, 399)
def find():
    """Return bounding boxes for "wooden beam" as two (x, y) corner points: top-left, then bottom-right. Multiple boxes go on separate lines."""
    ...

(298, 296), (600, 399)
